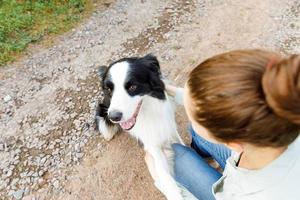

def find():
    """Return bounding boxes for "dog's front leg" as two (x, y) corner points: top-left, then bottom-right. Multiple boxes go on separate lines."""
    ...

(95, 104), (120, 141)
(95, 116), (118, 141)
(146, 147), (183, 200)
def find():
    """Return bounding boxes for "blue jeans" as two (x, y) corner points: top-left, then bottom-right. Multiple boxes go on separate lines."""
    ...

(173, 127), (231, 200)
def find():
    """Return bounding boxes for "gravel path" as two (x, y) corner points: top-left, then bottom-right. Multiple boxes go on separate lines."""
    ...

(0, 0), (299, 199)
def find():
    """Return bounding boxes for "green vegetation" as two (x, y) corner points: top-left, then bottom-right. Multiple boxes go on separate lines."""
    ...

(0, 0), (91, 66)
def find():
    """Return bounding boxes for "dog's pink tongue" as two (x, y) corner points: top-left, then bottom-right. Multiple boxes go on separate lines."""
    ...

(119, 117), (135, 130)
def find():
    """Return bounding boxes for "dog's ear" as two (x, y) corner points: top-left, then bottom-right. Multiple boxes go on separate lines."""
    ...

(97, 65), (108, 80)
(141, 54), (161, 74)
(148, 71), (166, 100)
(140, 54), (165, 99)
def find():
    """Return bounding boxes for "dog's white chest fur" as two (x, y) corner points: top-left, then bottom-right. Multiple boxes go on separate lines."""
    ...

(129, 95), (180, 148)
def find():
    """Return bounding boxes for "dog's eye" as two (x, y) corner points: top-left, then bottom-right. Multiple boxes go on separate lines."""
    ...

(128, 84), (137, 92)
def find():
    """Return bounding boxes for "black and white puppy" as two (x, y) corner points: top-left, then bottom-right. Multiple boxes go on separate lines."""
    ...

(95, 54), (186, 200)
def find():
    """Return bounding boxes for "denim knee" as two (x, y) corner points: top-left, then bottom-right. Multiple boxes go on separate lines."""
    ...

(172, 143), (220, 200)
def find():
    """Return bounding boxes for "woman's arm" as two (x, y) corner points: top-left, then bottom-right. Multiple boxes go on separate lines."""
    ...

(164, 82), (184, 105)
(165, 84), (179, 97)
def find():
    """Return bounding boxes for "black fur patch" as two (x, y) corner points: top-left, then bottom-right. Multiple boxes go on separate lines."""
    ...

(111, 54), (166, 100)
(100, 54), (166, 100)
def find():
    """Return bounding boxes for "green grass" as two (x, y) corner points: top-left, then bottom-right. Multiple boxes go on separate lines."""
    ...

(0, 0), (92, 66)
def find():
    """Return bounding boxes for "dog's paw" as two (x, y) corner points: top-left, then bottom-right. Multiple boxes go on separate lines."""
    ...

(166, 193), (184, 200)
(154, 180), (184, 200)
(95, 116), (115, 141)
(102, 132), (115, 141)
(154, 181), (184, 200)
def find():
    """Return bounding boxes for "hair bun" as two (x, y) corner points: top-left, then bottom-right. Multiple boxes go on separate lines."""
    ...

(262, 54), (300, 125)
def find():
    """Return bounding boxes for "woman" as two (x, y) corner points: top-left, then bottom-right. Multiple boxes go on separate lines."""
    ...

(147, 49), (300, 200)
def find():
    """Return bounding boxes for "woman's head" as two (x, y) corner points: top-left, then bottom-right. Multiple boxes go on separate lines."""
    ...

(185, 49), (300, 148)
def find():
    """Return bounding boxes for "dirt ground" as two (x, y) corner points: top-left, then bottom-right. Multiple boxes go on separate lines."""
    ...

(0, 0), (299, 199)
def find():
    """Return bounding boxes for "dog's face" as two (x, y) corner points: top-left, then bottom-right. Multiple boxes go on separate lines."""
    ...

(98, 54), (165, 131)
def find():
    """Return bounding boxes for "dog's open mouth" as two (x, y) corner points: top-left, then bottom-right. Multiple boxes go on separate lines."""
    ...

(119, 101), (142, 131)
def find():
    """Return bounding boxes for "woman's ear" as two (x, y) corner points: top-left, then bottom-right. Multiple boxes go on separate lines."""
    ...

(225, 142), (244, 153)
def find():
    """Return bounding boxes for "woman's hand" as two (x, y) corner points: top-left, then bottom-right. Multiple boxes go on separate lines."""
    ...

(163, 81), (179, 97)
(163, 81), (184, 105)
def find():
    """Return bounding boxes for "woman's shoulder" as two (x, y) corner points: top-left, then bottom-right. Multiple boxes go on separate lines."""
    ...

(214, 136), (300, 199)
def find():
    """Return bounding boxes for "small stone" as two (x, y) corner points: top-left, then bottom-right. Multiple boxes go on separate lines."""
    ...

(4, 95), (12, 102)
(25, 177), (31, 184)
(53, 180), (60, 189)
(13, 189), (24, 200)
(8, 190), (15, 196)
(65, 97), (72, 103)
(79, 141), (85, 148)
(24, 187), (30, 196)
(38, 170), (44, 177)
(40, 157), (47, 165)
(0, 143), (4, 151)
(11, 178), (19, 186)
(44, 159), (51, 167)
(38, 178), (44, 184)
(15, 148), (21, 154)
(73, 157), (78, 162)
(20, 172), (27, 178)
(27, 171), (34, 177)
(55, 139), (61, 143)
(70, 113), (77, 118)
(6, 170), (13, 177)
(32, 172), (38, 177)
(74, 143), (80, 153)
(14, 155), (20, 161)
(76, 153), (84, 158)
(65, 157), (72, 165)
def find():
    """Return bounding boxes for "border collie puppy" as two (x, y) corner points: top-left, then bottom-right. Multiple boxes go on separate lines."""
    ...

(95, 54), (185, 200)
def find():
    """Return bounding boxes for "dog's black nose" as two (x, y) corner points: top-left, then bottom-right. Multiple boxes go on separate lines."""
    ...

(108, 111), (123, 122)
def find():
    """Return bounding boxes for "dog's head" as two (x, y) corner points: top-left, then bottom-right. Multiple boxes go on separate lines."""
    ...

(98, 54), (165, 131)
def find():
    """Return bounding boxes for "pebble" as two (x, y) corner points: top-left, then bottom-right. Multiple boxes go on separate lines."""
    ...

(27, 171), (34, 177)
(38, 170), (44, 177)
(12, 189), (24, 200)
(11, 178), (19, 186)
(49, 144), (55, 150)
(53, 180), (60, 189)
(0, 143), (4, 151)
(76, 153), (84, 158)
(3, 95), (12, 103)
(40, 157), (47, 165)
(6, 170), (13, 177)
(64, 97), (72, 103)
(32, 172), (38, 177)
(38, 178), (44, 184)
(74, 143), (81, 153)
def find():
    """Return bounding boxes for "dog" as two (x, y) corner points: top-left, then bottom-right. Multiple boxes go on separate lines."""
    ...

(95, 54), (190, 200)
